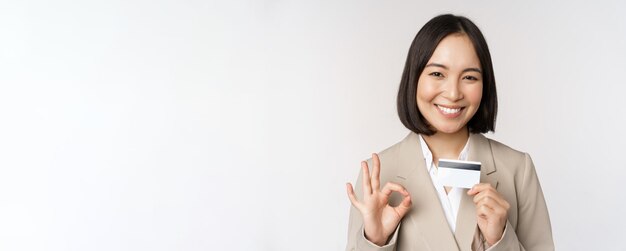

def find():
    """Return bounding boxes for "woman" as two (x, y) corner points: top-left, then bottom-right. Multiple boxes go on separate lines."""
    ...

(345, 14), (554, 251)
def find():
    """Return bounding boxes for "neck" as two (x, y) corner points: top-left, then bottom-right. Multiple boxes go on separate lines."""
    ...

(422, 127), (470, 161)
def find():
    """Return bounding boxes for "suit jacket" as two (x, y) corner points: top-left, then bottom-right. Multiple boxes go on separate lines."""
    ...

(346, 133), (554, 251)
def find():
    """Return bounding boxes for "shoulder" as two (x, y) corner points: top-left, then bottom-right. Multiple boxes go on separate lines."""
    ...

(477, 134), (534, 177)
(375, 133), (419, 160)
(483, 135), (528, 161)
(471, 134), (528, 161)
(364, 133), (420, 175)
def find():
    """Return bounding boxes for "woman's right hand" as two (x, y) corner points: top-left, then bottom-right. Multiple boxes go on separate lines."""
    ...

(346, 153), (413, 246)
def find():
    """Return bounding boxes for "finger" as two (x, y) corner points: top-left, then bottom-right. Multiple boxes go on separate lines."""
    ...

(346, 183), (362, 210)
(478, 195), (510, 214)
(399, 194), (412, 208)
(473, 190), (507, 208)
(491, 203), (508, 216)
(477, 201), (509, 223)
(467, 183), (492, 195)
(472, 188), (498, 203)
(476, 202), (496, 218)
(475, 195), (511, 219)
(475, 195), (507, 212)
(361, 161), (372, 195)
(469, 183), (501, 202)
(380, 182), (409, 197)
(371, 153), (381, 191)
(475, 196), (500, 211)
(392, 195), (412, 217)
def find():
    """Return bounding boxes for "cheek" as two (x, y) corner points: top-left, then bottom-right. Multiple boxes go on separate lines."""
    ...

(465, 84), (483, 106)
(416, 79), (437, 102)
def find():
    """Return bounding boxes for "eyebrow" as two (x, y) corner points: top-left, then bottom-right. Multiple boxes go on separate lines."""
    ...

(425, 63), (482, 74)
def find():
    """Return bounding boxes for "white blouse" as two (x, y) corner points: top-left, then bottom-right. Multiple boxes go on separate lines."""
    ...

(418, 134), (470, 232)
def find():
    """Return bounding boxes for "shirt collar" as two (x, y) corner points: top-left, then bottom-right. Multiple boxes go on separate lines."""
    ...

(418, 134), (471, 171)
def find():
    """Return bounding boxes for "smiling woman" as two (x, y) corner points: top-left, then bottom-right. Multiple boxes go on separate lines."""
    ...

(416, 34), (484, 135)
(345, 14), (554, 251)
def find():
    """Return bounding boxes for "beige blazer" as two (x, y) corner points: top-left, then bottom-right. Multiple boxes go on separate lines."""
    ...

(346, 133), (554, 251)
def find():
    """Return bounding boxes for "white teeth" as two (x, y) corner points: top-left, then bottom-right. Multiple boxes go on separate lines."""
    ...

(437, 105), (461, 114)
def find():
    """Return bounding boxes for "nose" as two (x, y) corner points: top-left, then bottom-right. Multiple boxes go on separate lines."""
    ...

(442, 78), (463, 101)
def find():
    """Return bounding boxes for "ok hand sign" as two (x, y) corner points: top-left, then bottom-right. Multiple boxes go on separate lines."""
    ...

(346, 153), (413, 246)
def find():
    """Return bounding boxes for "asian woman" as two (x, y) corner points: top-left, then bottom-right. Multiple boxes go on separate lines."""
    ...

(345, 14), (554, 251)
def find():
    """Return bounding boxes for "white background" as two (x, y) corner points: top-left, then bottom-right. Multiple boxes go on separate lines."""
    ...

(1, 0), (625, 250)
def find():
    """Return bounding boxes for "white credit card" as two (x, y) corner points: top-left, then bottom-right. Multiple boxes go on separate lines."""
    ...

(437, 159), (481, 189)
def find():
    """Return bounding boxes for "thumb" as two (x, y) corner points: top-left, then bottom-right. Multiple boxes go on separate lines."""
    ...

(467, 186), (478, 195)
(393, 195), (412, 216)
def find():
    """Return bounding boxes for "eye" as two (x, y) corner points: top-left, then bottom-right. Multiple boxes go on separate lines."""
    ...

(429, 72), (444, 78)
(463, 75), (479, 81)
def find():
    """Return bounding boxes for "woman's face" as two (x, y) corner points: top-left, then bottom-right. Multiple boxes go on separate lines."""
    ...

(416, 33), (483, 135)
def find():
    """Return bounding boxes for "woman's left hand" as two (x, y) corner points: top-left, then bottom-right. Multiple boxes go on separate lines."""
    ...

(467, 183), (510, 246)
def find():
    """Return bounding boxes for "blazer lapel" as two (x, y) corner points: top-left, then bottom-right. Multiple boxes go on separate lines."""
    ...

(454, 133), (499, 250)
(469, 133), (498, 188)
(394, 133), (460, 251)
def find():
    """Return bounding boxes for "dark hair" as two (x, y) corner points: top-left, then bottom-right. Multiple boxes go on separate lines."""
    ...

(397, 14), (497, 135)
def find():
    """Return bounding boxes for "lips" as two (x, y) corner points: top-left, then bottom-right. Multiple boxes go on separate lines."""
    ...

(436, 104), (464, 116)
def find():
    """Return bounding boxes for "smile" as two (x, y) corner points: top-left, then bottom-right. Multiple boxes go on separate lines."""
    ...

(436, 105), (463, 115)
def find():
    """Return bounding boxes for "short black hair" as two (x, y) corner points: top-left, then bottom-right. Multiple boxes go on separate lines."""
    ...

(397, 14), (497, 135)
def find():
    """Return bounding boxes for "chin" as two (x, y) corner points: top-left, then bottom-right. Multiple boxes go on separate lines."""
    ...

(433, 125), (466, 135)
